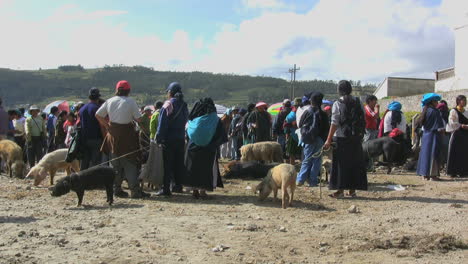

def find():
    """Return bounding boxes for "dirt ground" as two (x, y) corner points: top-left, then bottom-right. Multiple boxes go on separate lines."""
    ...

(0, 167), (467, 264)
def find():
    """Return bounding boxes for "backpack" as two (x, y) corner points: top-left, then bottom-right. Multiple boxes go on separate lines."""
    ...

(231, 116), (243, 137)
(339, 97), (365, 138)
(300, 107), (322, 144)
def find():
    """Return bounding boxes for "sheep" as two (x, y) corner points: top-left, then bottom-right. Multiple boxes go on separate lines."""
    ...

(0, 140), (26, 178)
(240, 141), (283, 163)
(255, 163), (296, 209)
(25, 149), (80, 186)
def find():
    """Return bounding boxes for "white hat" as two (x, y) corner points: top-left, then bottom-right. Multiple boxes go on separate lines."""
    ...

(29, 105), (40, 111)
(143, 106), (152, 111)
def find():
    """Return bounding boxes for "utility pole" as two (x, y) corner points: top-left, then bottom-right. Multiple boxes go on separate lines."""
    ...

(288, 64), (300, 99)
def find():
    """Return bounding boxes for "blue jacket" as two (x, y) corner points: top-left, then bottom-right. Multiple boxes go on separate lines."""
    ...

(47, 114), (56, 137)
(156, 98), (189, 143)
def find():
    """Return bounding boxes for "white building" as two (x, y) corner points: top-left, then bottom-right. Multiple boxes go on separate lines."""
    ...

(435, 13), (468, 92)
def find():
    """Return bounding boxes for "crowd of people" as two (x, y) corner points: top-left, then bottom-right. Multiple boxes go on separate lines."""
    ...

(0, 79), (466, 201)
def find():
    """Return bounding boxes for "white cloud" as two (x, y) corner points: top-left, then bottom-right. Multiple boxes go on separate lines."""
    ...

(0, 0), (462, 84)
(242, 0), (286, 9)
(0, 5), (195, 71)
(194, 0), (457, 82)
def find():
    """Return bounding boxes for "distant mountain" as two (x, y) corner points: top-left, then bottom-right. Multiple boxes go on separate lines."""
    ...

(0, 65), (376, 108)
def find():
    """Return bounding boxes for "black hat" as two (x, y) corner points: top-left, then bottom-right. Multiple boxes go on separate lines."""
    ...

(166, 82), (182, 94)
(89, 87), (101, 98)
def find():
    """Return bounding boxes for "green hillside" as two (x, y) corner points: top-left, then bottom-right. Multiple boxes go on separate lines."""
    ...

(0, 65), (376, 109)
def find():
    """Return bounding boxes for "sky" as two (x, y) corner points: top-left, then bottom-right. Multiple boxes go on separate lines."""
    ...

(0, 0), (467, 83)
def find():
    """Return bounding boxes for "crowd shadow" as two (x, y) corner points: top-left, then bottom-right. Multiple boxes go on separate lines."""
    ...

(66, 203), (144, 211)
(0, 216), (38, 224)
(149, 193), (333, 211)
(367, 182), (425, 192)
(352, 195), (468, 205)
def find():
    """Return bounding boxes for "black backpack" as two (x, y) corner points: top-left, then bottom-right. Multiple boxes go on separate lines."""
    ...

(339, 97), (365, 138)
(300, 107), (322, 144)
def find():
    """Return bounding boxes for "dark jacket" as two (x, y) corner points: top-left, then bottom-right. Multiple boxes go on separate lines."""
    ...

(299, 106), (329, 143)
(273, 107), (291, 135)
(156, 98), (189, 144)
(247, 110), (272, 142)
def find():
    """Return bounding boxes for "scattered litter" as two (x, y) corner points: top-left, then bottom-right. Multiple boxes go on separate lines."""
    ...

(279, 226), (287, 232)
(386, 185), (406, 191)
(212, 244), (230, 252)
(348, 205), (359, 214)
(244, 224), (258, 232)
(245, 186), (252, 190)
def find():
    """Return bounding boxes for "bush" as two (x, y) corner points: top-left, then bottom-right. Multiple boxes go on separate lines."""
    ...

(404, 111), (420, 123)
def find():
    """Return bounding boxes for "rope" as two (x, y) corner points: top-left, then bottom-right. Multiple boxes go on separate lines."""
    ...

(84, 120), (153, 170)
(87, 145), (151, 170)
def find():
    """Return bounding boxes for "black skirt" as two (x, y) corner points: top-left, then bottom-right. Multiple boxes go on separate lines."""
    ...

(329, 136), (368, 190)
(447, 129), (468, 176)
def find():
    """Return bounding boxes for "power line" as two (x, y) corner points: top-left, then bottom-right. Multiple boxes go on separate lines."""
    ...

(288, 64), (300, 99)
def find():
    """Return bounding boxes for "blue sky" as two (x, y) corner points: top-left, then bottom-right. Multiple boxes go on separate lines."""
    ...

(0, 0), (466, 83)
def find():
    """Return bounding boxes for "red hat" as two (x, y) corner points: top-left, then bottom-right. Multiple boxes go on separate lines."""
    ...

(115, 80), (131, 92)
(256, 102), (268, 108)
(324, 106), (331, 111)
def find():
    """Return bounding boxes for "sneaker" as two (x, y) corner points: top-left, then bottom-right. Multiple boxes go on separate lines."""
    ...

(131, 191), (151, 199)
(296, 182), (304, 186)
(115, 189), (129, 198)
(172, 185), (184, 193)
(155, 189), (172, 197)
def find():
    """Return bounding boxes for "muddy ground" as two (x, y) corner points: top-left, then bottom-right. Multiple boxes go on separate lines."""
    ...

(0, 167), (467, 264)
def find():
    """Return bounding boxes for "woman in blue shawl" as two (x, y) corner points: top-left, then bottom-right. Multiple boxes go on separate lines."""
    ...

(416, 93), (445, 180)
(284, 110), (302, 165)
(183, 98), (228, 198)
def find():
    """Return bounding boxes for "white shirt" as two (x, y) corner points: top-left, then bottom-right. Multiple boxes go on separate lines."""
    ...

(446, 109), (468, 132)
(13, 117), (26, 137)
(383, 111), (407, 134)
(96, 96), (141, 124)
(296, 105), (311, 125)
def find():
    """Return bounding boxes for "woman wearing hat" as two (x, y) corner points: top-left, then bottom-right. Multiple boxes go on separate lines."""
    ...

(246, 102), (272, 143)
(416, 93), (445, 180)
(446, 95), (468, 177)
(378, 101), (406, 137)
(25, 105), (46, 167)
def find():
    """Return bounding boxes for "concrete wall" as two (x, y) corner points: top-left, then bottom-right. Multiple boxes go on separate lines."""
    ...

(387, 78), (434, 97)
(435, 76), (456, 92)
(374, 78), (388, 99)
(455, 25), (468, 90)
(374, 78), (434, 99)
(379, 89), (468, 112)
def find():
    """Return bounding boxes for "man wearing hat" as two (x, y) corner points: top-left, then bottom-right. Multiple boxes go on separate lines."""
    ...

(25, 105), (46, 167)
(156, 82), (189, 196)
(96, 81), (150, 198)
(79, 87), (103, 170)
